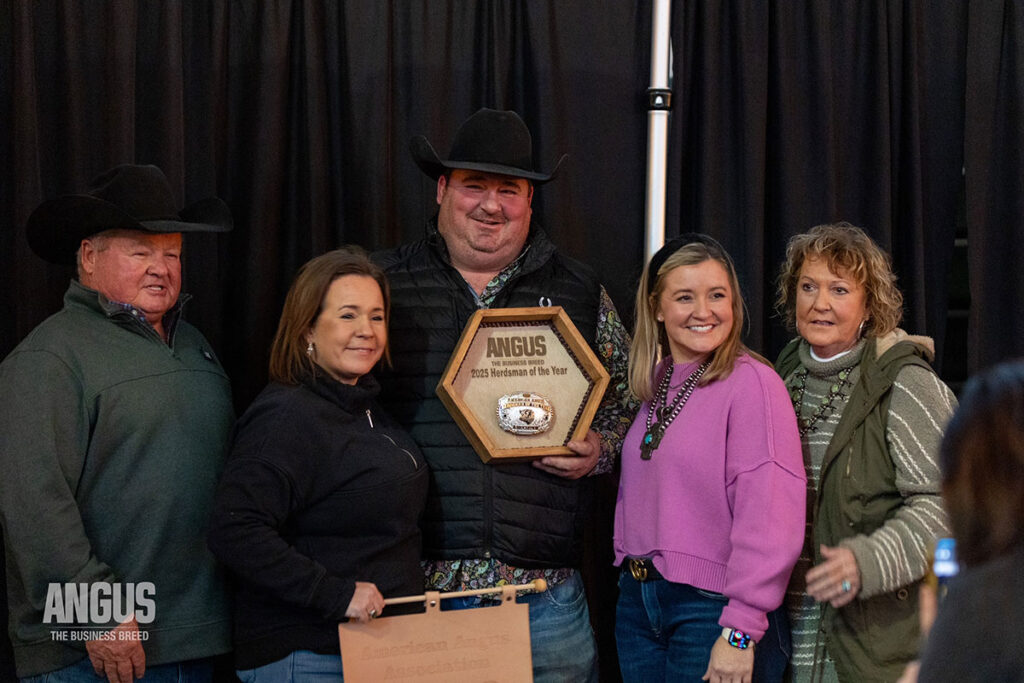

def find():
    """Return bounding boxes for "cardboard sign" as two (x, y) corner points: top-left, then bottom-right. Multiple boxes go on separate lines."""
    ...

(338, 587), (533, 682)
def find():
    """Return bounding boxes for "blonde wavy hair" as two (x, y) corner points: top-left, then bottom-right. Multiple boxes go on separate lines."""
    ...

(629, 236), (766, 402)
(775, 222), (903, 338)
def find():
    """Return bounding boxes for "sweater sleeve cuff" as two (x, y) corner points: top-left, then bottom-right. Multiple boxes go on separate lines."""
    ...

(308, 573), (355, 622)
(840, 534), (883, 599)
(719, 601), (768, 642)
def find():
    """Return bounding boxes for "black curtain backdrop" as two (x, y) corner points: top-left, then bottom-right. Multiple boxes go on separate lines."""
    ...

(2, 2), (1022, 681)
(965, 1), (1024, 371)
(667, 1), (969, 360)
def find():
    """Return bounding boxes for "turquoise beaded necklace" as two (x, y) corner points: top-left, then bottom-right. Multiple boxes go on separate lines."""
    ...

(640, 360), (710, 459)
(788, 366), (853, 437)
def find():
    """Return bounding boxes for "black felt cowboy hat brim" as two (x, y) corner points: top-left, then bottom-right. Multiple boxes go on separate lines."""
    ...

(27, 194), (232, 265)
(410, 135), (566, 184)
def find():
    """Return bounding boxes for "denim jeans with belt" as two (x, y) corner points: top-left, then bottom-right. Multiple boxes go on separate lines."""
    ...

(615, 569), (790, 682)
(443, 569), (599, 683)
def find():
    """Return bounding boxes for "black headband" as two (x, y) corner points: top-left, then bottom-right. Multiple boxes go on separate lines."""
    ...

(646, 232), (730, 295)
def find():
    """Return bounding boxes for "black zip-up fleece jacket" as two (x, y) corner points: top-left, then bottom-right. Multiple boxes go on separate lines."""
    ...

(207, 371), (428, 669)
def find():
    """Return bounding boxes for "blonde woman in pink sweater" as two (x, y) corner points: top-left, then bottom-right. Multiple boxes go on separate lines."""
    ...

(614, 234), (806, 683)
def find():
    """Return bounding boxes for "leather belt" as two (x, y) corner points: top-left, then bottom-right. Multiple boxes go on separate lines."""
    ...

(626, 557), (663, 581)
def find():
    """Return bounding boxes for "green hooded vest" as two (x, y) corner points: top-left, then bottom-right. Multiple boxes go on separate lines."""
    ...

(777, 334), (934, 681)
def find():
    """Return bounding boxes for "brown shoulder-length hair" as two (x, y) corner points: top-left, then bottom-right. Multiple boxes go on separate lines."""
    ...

(775, 222), (903, 338)
(268, 246), (390, 385)
(940, 360), (1024, 567)
(629, 236), (767, 402)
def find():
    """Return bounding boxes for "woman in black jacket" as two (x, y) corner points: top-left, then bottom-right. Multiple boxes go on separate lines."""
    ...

(208, 247), (428, 682)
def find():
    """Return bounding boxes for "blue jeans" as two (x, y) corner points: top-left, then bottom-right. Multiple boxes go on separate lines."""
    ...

(21, 657), (212, 682)
(615, 572), (726, 681)
(754, 606), (791, 682)
(615, 572), (790, 682)
(236, 650), (342, 683)
(443, 570), (598, 683)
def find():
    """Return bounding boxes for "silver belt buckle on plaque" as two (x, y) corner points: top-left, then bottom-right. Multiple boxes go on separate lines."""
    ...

(496, 392), (554, 435)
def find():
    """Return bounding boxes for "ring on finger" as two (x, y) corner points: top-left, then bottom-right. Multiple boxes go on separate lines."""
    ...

(840, 580), (852, 593)
(369, 608), (378, 618)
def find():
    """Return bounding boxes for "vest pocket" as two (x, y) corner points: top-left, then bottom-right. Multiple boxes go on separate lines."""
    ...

(860, 585), (919, 665)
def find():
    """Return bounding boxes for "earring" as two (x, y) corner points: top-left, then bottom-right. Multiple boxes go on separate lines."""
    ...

(858, 319), (867, 338)
(306, 341), (314, 357)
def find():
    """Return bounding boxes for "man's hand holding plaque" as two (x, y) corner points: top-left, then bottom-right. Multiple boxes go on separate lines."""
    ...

(533, 429), (601, 479)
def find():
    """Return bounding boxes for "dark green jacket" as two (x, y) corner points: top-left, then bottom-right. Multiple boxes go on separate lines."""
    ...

(777, 334), (934, 682)
(0, 281), (233, 677)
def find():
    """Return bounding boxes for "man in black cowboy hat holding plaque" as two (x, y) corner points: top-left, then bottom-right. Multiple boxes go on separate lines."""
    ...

(0, 165), (234, 682)
(375, 109), (635, 682)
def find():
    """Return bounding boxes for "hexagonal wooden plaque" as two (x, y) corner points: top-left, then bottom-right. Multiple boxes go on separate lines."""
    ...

(436, 306), (610, 463)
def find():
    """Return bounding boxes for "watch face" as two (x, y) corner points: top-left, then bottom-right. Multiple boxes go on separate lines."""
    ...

(727, 629), (752, 649)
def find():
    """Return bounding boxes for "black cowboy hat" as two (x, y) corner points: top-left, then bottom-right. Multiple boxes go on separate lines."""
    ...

(410, 108), (566, 183)
(26, 164), (233, 265)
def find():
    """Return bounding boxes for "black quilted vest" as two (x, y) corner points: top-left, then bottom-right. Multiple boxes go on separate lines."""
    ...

(375, 222), (601, 568)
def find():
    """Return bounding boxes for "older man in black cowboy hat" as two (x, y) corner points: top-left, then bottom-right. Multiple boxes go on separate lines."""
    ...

(0, 165), (233, 682)
(375, 109), (635, 683)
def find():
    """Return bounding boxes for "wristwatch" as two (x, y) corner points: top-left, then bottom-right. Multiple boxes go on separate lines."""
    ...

(722, 627), (753, 650)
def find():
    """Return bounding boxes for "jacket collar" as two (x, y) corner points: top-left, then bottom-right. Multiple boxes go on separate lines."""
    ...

(300, 368), (381, 414)
(65, 279), (190, 344)
(873, 328), (935, 362)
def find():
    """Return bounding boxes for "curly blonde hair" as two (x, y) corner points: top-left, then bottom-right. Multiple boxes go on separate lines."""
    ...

(775, 222), (903, 337)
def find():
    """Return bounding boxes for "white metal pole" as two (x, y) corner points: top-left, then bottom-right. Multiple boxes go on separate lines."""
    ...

(644, 0), (673, 264)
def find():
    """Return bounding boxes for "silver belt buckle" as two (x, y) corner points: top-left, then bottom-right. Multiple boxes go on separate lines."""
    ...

(497, 392), (554, 435)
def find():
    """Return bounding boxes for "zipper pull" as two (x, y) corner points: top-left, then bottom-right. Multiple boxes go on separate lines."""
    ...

(366, 409), (374, 428)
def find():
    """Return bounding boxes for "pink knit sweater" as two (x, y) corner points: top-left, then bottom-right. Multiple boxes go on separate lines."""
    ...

(613, 354), (806, 640)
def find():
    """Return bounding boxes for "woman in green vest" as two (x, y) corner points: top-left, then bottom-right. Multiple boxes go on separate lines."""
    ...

(773, 222), (957, 681)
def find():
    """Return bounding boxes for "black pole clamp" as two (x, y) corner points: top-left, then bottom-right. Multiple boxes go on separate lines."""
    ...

(647, 88), (672, 110)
